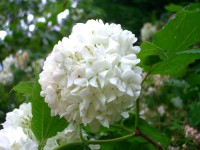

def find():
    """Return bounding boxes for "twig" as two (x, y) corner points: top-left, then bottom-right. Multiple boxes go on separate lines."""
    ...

(134, 128), (164, 150)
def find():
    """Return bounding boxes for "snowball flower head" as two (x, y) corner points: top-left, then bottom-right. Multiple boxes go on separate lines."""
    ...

(0, 127), (38, 150)
(39, 19), (142, 128)
(2, 102), (36, 141)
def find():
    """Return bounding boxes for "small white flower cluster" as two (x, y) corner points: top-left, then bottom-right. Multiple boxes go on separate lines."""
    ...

(44, 123), (81, 150)
(0, 103), (38, 150)
(140, 22), (157, 42)
(0, 51), (44, 85)
(0, 55), (15, 84)
(0, 102), (100, 149)
(39, 19), (142, 128)
(0, 51), (30, 85)
(44, 123), (100, 150)
(184, 124), (200, 144)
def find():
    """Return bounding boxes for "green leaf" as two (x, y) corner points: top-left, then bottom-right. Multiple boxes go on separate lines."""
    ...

(139, 118), (170, 149)
(165, 4), (183, 12)
(154, 7), (200, 52)
(183, 3), (200, 11)
(175, 49), (200, 54)
(189, 101), (200, 126)
(140, 4), (200, 76)
(139, 42), (168, 70)
(187, 74), (200, 86)
(123, 115), (170, 148)
(150, 53), (200, 77)
(31, 74), (68, 148)
(12, 81), (33, 97)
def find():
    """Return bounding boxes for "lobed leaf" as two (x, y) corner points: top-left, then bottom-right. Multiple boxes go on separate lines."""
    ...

(140, 4), (200, 76)
(154, 6), (200, 52)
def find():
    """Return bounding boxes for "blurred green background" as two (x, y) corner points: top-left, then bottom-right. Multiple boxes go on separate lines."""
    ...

(0, 0), (200, 149)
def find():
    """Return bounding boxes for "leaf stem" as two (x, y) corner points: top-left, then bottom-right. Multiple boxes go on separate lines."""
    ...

(55, 133), (134, 150)
(135, 98), (140, 129)
(79, 125), (86, 143)
(89, 133), (134, 144)
(141, 66), (152, 85)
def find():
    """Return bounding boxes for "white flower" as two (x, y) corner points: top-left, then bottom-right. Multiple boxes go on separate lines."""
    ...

(0, 71), (14, 85)
(39, 19), (142, 127)
(141, 22), (156, 42)
(157, 105), (165, 116)
(2, 103), (35, 140)
(0, 52), (31, 84)
(0, 127), (38, 150)
(2, 103), (32, 128)
(0, 55), (16, 84)
(88, 139), (100, 150)
(32, 58), (44, 69)
(2, 55), (16, 71)
(44, 123), (81, 150)
(44, 123), (100, 150)
(15, 51), (29, 70)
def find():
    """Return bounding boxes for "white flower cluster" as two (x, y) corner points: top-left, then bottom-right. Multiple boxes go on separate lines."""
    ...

(44, 123), (99, 150)
(0, 103), (38, 150)
(0, 55), (15, 84)
(0, 102), (100, 149)
(39, 19), (142, 128)
(140, 22), (157, 42)
(0, 127), (37, 150)
(0, 51), (30, 85)
(184, 124), (200, 144)
(44, 123), (81, 150)
(0, 51), (44, 85)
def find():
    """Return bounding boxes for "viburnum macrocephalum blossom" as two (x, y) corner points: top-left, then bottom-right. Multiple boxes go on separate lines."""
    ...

(39, 19), (142, 128)
(2, 102), (36, 142)
(2, 103), (32, 128)
(0, 127), (38, 150)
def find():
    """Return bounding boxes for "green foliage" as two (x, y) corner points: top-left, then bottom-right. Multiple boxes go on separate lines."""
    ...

(187, 74), (200, 86)
(12, 81), (33, 97)
(93, 0), (192, 36)
(31, 73), (68, 148)
(150, 52), (200, 76)
(154, 6), (200, 52)
(123, 116), (170, 148)
(165, 4), (183, 12)
(139, 42), (167, 69)
(140, 3), (200, 77)
(139, 118), (170, 148)
(189, 101), (200, 126)
(1, 1), (200, 149)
